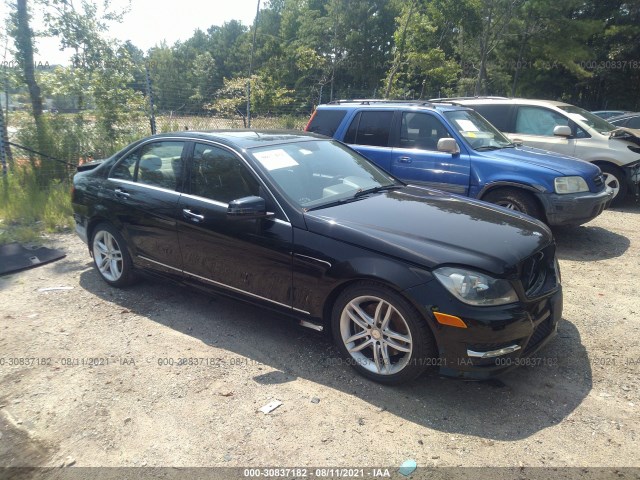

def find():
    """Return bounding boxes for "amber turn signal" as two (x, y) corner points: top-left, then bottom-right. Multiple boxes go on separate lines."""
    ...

(433, 312), (467, 329)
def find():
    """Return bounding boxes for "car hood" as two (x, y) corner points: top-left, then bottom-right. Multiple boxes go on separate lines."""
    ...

(611, 127), (640, 147)
(480, 146), (599, 176)
(304, 186), (552, 275)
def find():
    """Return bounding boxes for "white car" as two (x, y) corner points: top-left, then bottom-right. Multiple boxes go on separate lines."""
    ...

(440, 98), (640, 205)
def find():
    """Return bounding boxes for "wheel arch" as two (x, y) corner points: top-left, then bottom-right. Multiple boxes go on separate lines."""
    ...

(86, 216), (130, 257)
(321, 275), (439, 345)
(592, 160), (624, 174)
(477, 180), (543, 199)
(87, 216), (111, 252)
(478, 183), (547, 221)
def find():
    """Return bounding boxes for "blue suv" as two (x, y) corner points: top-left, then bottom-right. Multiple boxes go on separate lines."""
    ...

(305, 100), (613, 226)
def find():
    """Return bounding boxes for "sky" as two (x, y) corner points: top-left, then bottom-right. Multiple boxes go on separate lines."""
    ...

(0, 0), (261, 65)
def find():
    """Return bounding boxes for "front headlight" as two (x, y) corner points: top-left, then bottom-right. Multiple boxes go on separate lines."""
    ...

(433, 267), (518, 306)
(554, 176), (589, 194)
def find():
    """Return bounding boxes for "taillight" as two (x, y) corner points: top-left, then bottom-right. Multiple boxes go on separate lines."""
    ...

(304, 109), (318, 131)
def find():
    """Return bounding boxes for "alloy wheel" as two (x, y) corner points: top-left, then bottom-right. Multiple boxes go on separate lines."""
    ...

(339, 295), (413, 375)
(92, 230), (124, 282)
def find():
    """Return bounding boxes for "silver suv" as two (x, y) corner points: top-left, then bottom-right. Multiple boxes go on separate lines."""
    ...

(436, 97), (640, 205)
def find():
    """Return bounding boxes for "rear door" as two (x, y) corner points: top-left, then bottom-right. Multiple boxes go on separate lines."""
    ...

(104, 140), (187, 274)
(342, 110), (395, 171)
(391, 111), (471, 195)
(176, 142), (293, 309)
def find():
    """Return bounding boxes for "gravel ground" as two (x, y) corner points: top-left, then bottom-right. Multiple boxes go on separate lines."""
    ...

(0, 200), (639, 477)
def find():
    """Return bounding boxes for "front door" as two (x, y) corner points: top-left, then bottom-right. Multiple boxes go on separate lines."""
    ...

(510, 105), (578, 157)
(176, 142), (293, 309)
(391, 111), (471, 195)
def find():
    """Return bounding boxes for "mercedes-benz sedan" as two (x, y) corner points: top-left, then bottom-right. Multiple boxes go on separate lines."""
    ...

(72, 130), (563, 384)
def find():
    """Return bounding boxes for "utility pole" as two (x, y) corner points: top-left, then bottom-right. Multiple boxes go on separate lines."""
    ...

(247, 0), (260, 128)
(0, 104), (7, 176)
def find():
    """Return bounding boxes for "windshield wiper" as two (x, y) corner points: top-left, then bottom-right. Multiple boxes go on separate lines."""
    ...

(305, 196), (364, 212)
(305, 185), (403, 212)
(353, 184), (403, 198)
(474, 145), (502, 151)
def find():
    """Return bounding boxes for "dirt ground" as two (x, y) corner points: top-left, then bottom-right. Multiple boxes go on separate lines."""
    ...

(1, 199), (639, 477)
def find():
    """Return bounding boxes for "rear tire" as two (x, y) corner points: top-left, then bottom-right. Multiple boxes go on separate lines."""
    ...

(91, 223), (136, 288)
(331, 282), (437, 385)
(599, 164), (627, 206)
(483, 188), (543, 221)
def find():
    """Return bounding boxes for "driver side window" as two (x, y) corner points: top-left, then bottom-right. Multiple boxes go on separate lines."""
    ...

(515, 107), (569, 136)
(189, 143), (259, 203)
(399, 112), (450, 150)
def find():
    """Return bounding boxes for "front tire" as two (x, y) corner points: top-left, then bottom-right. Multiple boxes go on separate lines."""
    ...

(331, 282), (437, 385)
(482, 188), (543, 221)
(91, 223), (136, 288)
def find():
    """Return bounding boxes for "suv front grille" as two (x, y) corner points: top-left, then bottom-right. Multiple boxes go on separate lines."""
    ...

(521, 245), (559, 298)
(593, 173), (604, 188)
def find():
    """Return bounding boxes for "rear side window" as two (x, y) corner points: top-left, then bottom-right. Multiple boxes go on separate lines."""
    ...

(344, 111), (394, 147)
(110, 141), (186, 190)
(306, 109), (347, 136)
(472, 104), (512, 132)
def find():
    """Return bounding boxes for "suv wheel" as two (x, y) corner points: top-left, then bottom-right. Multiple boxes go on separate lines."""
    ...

(482, 188), (542, 221)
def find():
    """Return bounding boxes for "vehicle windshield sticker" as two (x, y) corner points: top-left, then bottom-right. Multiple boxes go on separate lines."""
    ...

(253, 149), (299, 170)
(455, 119), (480, 132)
(299, 149), (313, 155)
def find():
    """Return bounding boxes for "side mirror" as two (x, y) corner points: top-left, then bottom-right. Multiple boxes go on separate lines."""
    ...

(437, 138), (460, 155)
(227, 196), (273, 219)
(553, 125), (572, 137)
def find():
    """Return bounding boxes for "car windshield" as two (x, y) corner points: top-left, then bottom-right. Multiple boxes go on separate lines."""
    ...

(444, 109), (513, 150)
(557, 105), (616, 134)
(250, 139), (398, 209)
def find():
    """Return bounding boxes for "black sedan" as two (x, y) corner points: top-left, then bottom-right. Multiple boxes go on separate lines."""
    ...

(72, 130), (562, 384)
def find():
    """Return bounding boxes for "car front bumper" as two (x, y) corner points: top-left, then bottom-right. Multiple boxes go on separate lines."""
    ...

(404, 281), (563, 379)
(537, 187), (613, 226)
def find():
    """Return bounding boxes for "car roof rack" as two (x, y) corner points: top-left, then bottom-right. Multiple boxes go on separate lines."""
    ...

(327, 99), (438, 107)
(429, 96), (509, 103)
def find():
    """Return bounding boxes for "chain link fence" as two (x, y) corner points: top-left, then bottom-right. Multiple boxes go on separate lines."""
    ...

(0, 68), (381, 185)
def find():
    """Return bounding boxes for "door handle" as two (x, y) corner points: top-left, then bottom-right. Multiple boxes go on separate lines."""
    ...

(398, 156), (412, 163)
(182, 208), (204, 222)
(114, 188), (130, 199)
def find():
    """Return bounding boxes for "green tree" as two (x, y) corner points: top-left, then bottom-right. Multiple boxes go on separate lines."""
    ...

(206, 74), (294, 120)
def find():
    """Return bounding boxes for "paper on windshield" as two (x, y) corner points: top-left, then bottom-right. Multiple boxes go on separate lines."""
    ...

(253, 149), (299, 170)
(455, 119), (480, 132)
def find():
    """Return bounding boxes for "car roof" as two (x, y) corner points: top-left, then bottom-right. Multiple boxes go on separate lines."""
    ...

(592, 110), (629, 114)
(145, 130), (327, 149)
(609, 112), (640, 121)
(316, 99), (469, 113)
(435, 97), (574, 108)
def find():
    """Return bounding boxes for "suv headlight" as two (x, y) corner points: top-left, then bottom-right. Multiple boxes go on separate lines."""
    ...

(554, 176), (589, 194)
(433, 267), (518, 306)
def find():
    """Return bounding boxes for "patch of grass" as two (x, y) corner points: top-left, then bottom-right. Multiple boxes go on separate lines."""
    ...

(0, 167), (73, 246)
